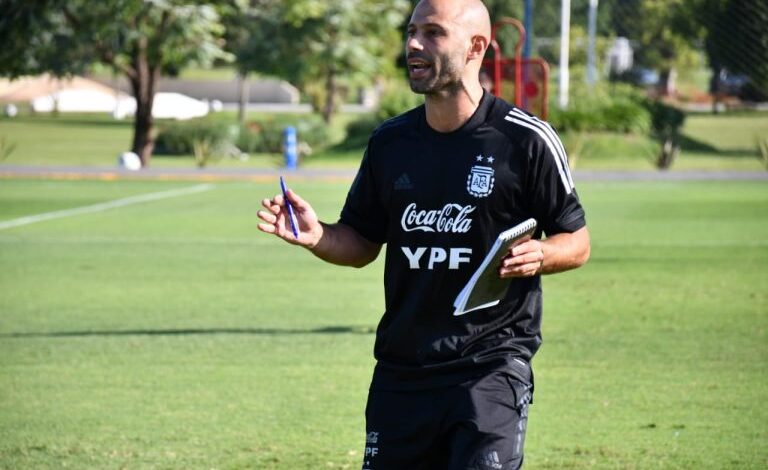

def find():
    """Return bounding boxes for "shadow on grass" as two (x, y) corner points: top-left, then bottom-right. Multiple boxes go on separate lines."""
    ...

(679, 133), (756, 157)
(1, 325), (376, 338)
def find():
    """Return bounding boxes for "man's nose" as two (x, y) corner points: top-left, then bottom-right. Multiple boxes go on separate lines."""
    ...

(406, 34), (423, 52)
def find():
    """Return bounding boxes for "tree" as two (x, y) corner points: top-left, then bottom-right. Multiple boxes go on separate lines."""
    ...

(221, 0), (295, 126)
(696, 0), (768, 102)
(224, 0), (409, 124)
(0, 0), (232, 166)
(279, 0), (410, 123)
(610, 0), (700, 96)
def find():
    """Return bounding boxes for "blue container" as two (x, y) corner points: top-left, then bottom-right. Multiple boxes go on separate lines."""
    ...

(283, 126), (298, 169)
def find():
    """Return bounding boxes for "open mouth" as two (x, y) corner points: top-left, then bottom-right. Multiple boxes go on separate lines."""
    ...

(407, 59), (432, 79)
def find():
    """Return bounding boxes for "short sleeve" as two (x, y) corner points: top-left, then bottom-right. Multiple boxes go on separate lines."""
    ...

(339, 142), (388, 244)
(526, 129), (586, 236)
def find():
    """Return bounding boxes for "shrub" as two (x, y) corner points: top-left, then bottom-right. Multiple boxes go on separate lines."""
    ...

(156, 115), (331, 160)
(602, 99), (651, 133)
(235, 129), (264, 154)
(548, 83), (650, 134)
(341, 116), (379, 150)
(756, 135), (768, 169)
(155, 120), (235, 156)
(645, 100), (686, 138)
(334, 80), (422, 151)
(293, 115), (331, 150)
(549, 107), (601, 133)
(643, 99), (686, 169)
(243, 120), (283, 153)
(0, 136), (17, 161)
(238, 115), (330, 154)
(376, 81), (423, 122)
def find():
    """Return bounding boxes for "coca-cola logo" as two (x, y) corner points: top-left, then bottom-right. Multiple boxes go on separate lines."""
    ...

(400, 203), (475, 233)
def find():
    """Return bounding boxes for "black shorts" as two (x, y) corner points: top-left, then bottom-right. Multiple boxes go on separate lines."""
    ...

(361, 370), (533, 470)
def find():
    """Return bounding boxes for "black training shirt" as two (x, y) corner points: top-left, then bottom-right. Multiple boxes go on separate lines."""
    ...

(340, 91), (586, 390)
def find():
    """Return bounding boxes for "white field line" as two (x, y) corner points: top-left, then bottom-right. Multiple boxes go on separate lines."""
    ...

(0, 184), (215, 231)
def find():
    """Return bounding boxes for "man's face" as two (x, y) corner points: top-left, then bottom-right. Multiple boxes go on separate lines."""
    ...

(405, 1), (469, 95)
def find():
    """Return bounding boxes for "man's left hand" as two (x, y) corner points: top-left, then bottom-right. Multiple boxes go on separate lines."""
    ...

(499, 239), (544, 278)
(499, 227), (591, 278)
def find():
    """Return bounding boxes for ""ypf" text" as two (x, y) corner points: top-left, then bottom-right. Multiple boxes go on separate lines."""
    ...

(401, 247), (472, 270)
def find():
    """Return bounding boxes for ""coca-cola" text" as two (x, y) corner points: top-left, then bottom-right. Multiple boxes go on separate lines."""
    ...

(400, 203), (475, 233)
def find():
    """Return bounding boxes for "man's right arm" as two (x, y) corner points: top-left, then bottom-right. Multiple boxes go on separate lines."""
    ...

(309, 221), (382, 268)
(257, 188), (382, 268)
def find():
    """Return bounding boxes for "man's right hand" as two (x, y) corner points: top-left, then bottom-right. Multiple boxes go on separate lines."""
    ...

(257, 189), (323, 249)
(257, 187), (383, 268)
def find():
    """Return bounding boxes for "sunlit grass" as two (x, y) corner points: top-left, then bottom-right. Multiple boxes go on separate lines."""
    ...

(0, 179), (766, 468)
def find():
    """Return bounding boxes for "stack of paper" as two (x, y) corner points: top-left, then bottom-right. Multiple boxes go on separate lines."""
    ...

(453, 218), (538, 316)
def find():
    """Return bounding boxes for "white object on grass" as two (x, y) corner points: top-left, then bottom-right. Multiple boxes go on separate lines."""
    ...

(118, 151), (142, 171)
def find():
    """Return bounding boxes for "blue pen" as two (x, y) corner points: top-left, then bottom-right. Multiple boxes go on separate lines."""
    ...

(279, 176), (300, 239)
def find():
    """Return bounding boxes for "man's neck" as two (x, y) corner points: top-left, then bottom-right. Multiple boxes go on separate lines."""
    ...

(424, 81), (485, 133)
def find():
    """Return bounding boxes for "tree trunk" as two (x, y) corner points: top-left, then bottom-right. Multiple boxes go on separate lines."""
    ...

(709, 66), (722, 114)
(128, 38), (157, 168)
(657, 136), (679, 170)
(237, 71), (249, 127)
(657, 67), (677, 97)
(322, 67), (337, 124)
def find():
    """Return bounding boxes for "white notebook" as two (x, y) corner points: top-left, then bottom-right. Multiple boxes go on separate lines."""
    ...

(453, 218), (538, 316)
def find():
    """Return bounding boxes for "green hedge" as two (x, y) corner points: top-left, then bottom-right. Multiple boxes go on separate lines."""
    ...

(645, 99), (686, 139)
(376, 81), (423, 122)
(341, 81), (423, 150)
(237, 115), (330, 154)
(155, 115), (331, 156)
(345, 82), (654, 145)
(548, 83), (651, 134)
(155, 121), (235, 155)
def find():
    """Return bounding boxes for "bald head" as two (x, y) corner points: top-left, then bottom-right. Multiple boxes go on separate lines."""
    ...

(412, 0), (491, 49)
(406, 0), (492, 100)
(462, 0), (492, 47)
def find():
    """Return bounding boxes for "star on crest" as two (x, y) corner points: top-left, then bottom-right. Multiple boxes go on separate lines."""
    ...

(475, 155), (483, 162)
(487, 156), (495, 163)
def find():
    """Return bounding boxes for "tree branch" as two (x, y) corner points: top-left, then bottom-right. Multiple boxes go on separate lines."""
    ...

(60, 4), (136, 80)
(149, 9), (172, 72)
(100, 48), (137, 81)
(60, 5), (81, 29)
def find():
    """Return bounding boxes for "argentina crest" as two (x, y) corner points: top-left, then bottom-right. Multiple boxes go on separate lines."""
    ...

(466, 155), (496, 198)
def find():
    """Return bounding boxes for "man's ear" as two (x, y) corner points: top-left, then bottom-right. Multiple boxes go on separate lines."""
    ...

(468, 34), (489, 60)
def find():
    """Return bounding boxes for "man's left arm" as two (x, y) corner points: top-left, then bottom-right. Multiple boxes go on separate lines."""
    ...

(499, 226), (590, 278)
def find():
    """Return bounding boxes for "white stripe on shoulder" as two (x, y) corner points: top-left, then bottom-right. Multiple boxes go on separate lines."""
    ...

(504, 114), (572, 194)
(509, 109), (569, 168)
(510, 109), (574, 188)
(509, 108), (574, 188)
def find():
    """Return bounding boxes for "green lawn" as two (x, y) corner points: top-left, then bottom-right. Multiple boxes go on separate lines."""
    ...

(0, 179), (766, 469)
(1, 110), (766, 171)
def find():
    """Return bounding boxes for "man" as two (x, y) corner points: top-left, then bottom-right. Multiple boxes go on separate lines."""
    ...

(257, 0), (590, 468)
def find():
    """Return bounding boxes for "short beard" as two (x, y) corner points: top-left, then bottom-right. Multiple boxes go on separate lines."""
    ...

(409, 51), (464, 96)
(411, 78), (463, 96)
(412, 78), (473, 107)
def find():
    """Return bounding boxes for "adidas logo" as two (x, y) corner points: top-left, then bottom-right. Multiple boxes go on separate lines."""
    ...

(476, 450), (503, 470)
(394, 173), (414, 190)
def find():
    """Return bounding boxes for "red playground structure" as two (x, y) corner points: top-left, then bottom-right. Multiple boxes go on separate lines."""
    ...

(481, 18), (550, 120)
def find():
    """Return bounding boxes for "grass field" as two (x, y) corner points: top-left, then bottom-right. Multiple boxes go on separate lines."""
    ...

(1, 110), (766, 171)
(0, 178), (766, 469)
